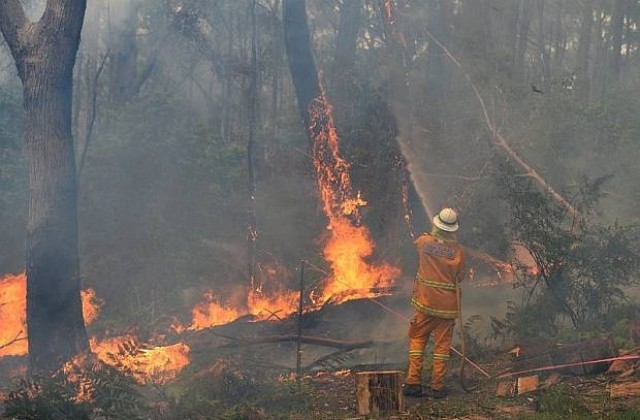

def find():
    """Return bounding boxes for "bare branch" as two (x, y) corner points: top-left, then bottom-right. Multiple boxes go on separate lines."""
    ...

(0, 330), (26, 351)
(217, 333), (387, 350)
(0, 0), (28, 52)
(424, 29), (577, 217)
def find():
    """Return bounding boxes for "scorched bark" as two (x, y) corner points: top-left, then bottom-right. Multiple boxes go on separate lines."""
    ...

(0, 0), (89, 373)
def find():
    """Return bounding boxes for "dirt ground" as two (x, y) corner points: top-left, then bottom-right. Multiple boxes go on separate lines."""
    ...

(291, 369), (640, 419)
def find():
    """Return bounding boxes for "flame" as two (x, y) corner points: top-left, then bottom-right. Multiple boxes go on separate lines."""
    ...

(184, 287), (299, 332)
(187, 290), (242, 330)
(0, 273), (27, 357)
(0, 273), (103, 357)
(89, 336), (190, 384)
(308, 87), (400, 306)
(81, 288), (104, 325)
(0, 273), (190, 385)
(247, 288), (298, 321)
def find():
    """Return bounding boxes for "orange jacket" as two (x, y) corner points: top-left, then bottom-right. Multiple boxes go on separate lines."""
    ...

(411, 233), (466, 319)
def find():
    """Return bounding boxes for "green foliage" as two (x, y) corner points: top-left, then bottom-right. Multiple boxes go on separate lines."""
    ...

(165, 358), (312, 419)
(537, 384), (590, 417)
(2, 358), (146, 420)
(492, 160), (640, 339)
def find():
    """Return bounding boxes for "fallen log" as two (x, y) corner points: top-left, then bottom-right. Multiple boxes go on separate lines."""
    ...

(216, 333), (390, 351)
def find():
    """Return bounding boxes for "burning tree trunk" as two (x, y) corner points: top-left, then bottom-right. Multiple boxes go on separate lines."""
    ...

(0, 0), (89, 373)
(247, 0), (259, 291)
(283, 0), (399, 304)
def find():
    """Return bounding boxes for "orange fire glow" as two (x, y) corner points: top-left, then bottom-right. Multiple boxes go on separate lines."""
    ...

(0, 273), (27, 357)
(0, 273), (102, 357)
(184, 287), (299, 332)
(0, 273), (190, 385)
(308, 88), (400, 306)
(89, 336), (190, 384)
(187, 290), (243, 330)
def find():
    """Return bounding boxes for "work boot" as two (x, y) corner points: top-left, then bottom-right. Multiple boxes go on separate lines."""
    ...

(402, 383), (423, 397)
(424, 387), (447, 399)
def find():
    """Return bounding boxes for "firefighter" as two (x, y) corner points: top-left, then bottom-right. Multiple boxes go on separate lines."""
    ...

(403, 208), (466, 398)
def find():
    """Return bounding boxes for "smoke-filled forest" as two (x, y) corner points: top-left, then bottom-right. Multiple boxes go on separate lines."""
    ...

(1, 0), (640, 418)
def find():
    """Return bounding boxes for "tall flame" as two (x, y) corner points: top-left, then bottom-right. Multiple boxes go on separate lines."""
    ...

(308, 89), (401, 306)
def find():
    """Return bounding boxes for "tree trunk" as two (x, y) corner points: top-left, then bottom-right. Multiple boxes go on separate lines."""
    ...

(610, 0), (626, 82)
(247, 0), (259, 291)
(0, 0), (89, 373)
(551, 0), (565, 75)
(537, 0), (551, 91)
(425, 0), (451, 128)
(331, 0), (361, 88)
(283, 0), (321, 133)
(107, 0), (139, 104)
(576, 0), (594, 103)
(514, 0), (533, 80)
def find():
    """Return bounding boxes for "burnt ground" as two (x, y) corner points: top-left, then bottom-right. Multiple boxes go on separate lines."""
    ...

(294, 369), (640, 419)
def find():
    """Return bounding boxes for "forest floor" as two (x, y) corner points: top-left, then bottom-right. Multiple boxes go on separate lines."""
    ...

(292, 368), (640, 419)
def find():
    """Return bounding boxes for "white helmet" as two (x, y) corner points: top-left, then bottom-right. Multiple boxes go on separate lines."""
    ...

(433, 208), (459, 232)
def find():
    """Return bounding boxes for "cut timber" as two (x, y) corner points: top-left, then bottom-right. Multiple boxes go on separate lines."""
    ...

(610, 381), (640, 398)
(517, 375), (539, 395)
(496, 379), (516, 397)
(356, 370), (404, 416)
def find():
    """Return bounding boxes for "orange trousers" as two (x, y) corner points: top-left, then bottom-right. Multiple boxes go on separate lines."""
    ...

(406, 311), (454, 390)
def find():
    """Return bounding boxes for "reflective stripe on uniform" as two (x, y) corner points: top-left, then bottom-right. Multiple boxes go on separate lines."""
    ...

(416, 273), (459, 291)
(411, 298), (458, 319)
(433, 352), (450, 361)
(408, 350), (424, 357)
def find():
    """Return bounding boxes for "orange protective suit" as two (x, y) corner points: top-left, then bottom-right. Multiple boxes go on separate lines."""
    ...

(406, 231), (465, 390)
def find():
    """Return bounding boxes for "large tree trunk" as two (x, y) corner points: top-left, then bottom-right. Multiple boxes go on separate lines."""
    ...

(0, 0), (89, 373)
(331, 0), (361, 88)
(283, 0), (320, 133)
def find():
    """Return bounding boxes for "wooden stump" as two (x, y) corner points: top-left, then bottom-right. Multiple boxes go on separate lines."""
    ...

(355, 370), (404, 416)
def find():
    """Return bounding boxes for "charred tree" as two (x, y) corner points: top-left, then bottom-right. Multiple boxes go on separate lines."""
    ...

(331, 0), (361, 99)
(247, 0), (259, 291)
(283, 0), (320, 133)
(0, 0), (89, 372)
